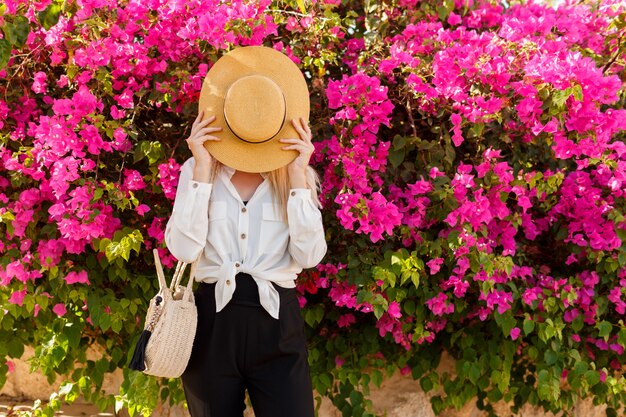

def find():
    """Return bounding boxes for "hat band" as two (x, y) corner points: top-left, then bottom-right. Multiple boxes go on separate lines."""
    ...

(223, 97), (286, 144)
(222, 74), (287, 144)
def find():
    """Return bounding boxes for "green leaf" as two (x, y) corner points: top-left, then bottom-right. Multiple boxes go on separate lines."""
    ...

(420, 375), (433, 392)
(468, 362), (481, 384)
(3, 16), (30, 47)
(296, 0), (306, 13)
(373, 304), (385, 320)
(403, 299), (415, 316)
(100, 314), (111, 332)
(373, 266), (395, 288)
(597, 321), (612, 340)
(318, 373), (332, 392)
(388, 148), (405, 168)
(37, 1), (63, 30)
(551, 88), (572, 109)
(584, 370), (600, 387)
(392, 135), (406, 150)
(523, 318), (535, 335)
(437, 5), (450, 21)
(111, 319), (123, 334)
(572, 314), (584, 332)
(65, 324), (82, 349)
(544, 350), (558, 365)
(0, 39), (12, 69)
(572, 84), (583, 101)
(7, 338), (24, 359)
(431, 396), (444, 415)
(371, 369), (383, 388)
(495, 311), (516, 337)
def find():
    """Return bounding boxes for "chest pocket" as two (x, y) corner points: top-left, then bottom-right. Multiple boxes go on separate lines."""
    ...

(260, 203), (289, 255)
(207, 201), (232, 254)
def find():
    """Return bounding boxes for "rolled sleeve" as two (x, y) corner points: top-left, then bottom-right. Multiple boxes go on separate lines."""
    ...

(287, 188), (327, 268)
(165, 158), (212, 263)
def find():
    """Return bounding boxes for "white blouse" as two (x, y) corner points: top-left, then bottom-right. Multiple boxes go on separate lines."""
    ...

(164, 158), (327, 319)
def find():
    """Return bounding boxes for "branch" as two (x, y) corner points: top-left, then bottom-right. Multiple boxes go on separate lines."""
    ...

(602, 34), (623, 74)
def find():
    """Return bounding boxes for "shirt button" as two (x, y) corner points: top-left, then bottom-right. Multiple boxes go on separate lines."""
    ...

(241, 207), (247, 213)
(290, 191), (296, 196)
(192, 183), (198, 188)
(235, 262), (240, 267)
(241, 233), (246, 239)
(226, 280), (231, 285)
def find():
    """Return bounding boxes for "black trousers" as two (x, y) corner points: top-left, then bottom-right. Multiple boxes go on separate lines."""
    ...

(181, 273), (315, 417)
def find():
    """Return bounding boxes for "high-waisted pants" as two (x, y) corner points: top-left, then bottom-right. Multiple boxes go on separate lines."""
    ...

(181, 273), (315, 417)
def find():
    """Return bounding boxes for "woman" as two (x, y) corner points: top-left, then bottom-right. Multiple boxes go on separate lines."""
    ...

(164, 107), (327, 417)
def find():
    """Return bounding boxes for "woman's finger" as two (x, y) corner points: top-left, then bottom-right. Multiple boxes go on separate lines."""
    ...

(300, 117), (312, 138)
(201, 135), (221, 141)
(279, 138), (303, 144)
(197, 126), (222, 135)
(188, 135), (221, 146)
(191, 126), (221, 139)
(194, 115), (215, 128)
(192, 114), (216, 134)
(300, 118), (312, 142)
(291, 118), (308, 139)
(281, 143), (311, 152)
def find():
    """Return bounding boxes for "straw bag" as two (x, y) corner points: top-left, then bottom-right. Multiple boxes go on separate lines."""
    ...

(129, 249), (198, 378)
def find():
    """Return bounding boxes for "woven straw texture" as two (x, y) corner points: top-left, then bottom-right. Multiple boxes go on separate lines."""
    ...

(143, 288), (197, 378)
(141, 250), (198, 378)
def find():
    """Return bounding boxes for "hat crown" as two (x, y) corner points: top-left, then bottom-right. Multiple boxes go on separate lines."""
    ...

(199, 46), (310, 173)
(223, 75), (286, 144)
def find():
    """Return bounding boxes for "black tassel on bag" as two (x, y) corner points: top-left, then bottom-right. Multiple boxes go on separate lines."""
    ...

(129, 295), (163, 372)
(129, 329), (152, 371)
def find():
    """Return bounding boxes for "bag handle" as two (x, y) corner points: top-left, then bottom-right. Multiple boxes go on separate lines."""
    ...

(184, 261), (198, 303)
(153, 249), (168, 291)
(152, 249), (198, 303)
(171, 262), (187, 290)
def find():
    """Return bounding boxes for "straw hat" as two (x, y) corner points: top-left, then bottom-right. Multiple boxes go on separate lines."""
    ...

(198, 46), (310, 173)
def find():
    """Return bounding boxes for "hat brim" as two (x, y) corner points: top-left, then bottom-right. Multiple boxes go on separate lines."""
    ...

(198, 46), (310, 173)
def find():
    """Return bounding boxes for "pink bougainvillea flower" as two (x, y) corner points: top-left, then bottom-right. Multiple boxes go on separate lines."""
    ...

(427, 258), (444, 275)
(426, 293), (454, 316)
(112, 128), (132, 153)
(388, 301), (402, 319)
(335, 356), (345, 368)
(8, 289), (27, 306)
(147, 217), (165, 243)
(450, 114), (465, 147)
(31, 71), (48, 94)
(297, 295), (307, 308)
(136, 204), (151, 216)
(52, 303), (67, 317)
(447, 12), (462, 26)
(123, 169), (146, 191)
(158, 159), (181, 200)
(64, 270), (90, 285)
(110, 105), (126, 120)
(337, 313), (356, 328)
(510, 327), (521, 340)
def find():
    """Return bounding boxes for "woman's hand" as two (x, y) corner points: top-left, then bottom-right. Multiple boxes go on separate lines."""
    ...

(187, 111), (221, 182)
(279, 117), (314, 188)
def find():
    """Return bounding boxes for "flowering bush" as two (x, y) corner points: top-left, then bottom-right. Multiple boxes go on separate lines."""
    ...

(1, 0), (626, 416)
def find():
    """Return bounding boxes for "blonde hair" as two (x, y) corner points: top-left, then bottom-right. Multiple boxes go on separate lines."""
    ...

(209, 160), (322, 223)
